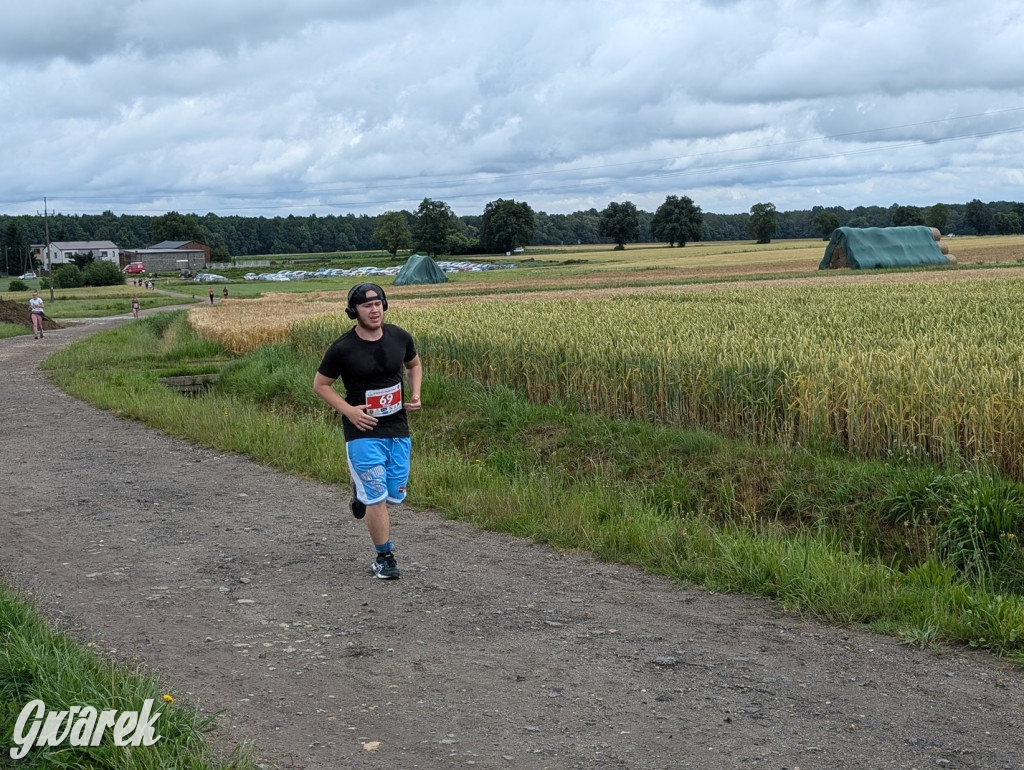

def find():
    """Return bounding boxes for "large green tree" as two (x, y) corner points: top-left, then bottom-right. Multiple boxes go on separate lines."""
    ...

(51, 264), (84, 288)
(891, 205), (925, 226)
(965, 199), (993, 235)
(3, 222), (30, 275)
(479, 198), (535, 254)
(747, 202), (778, 244)
(966, 198), (991, 234)
(811, 210), (840, 239)
(373, 211), (412, 256)
(598, 201), (640, 249)
(70, 251), (96, 269)
(926, 203), (951, 233)
(650, 195), (703, 247)
(994, 211), (1021, 235)
(151, 211), (207, 244)
(413, 199), (455, 257)
(82, 259), (125, 287)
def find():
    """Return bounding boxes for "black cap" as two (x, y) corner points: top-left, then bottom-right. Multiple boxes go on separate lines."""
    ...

(345, 282), (388, 318)
(348, 282), (385, 307)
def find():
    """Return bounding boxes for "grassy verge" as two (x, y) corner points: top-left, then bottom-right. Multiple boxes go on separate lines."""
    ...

(45, 294), (195, 319)
(3, 285), (198, 319)
(0, 322), (30, 339)
(0, 582), (254, 769)
(35, 311), (1024, 664)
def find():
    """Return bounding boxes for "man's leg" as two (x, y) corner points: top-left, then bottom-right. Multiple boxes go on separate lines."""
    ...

(347, 439), (400, 579)
(366, 501), (399, 579)
(364, 500), (390, 550)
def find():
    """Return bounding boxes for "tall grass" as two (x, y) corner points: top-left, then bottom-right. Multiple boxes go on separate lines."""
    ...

(37, 312), (1024, 659)
(361, 280), (1024, 479)
(197, 276), (1024, 480)
(2, 285), (193, 319)
(0, 322), (30, 339)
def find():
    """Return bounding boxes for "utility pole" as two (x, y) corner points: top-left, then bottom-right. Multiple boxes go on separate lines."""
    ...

(44, 197), (53, 300)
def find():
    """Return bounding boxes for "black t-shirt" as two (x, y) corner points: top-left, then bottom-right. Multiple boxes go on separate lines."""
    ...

(317, 324), (418, 442)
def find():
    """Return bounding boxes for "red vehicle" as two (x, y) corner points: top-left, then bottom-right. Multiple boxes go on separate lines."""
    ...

(123, 262), (146, 274)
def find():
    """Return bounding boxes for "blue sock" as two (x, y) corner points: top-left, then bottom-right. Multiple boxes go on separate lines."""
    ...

(375, 540), (393, 556)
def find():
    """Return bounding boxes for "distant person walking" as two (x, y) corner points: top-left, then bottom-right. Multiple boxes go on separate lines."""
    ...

(29, 291), (45, 339)
(222, 286), (229, 300)
(208, 287), (215, 304)
(131, 295), (140, 320)
(313, 283), (422, 580)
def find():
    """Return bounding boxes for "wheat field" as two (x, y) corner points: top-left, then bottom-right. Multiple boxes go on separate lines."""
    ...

(190, 263), (1024, 478)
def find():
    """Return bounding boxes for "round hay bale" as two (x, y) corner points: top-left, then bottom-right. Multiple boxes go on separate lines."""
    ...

(938, 242), (950, 255)
(929, 227), (941, 241)
(946, 254), (958, 265)
(828, 244), (850, 269)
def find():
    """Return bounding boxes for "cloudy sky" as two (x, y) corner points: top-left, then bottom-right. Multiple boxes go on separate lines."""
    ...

(2, 0), (1022, 219)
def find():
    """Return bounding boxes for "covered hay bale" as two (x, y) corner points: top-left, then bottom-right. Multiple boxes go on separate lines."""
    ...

(827, 244), (850, 269)
(819, 226), (948, 270)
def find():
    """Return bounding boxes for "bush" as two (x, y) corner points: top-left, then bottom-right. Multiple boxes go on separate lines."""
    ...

(52, 264), (85, 288)
(7, 279), (28, 292)
(83, 259), (126, 287)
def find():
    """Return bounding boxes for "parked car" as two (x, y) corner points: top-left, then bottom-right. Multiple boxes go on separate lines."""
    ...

(18, 272), (37, 280)
(123, 262), (146, 274)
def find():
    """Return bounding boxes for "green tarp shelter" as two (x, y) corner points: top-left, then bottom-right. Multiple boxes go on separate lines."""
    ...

(819, 226), (949, 270)
(393, 254), (449, 285)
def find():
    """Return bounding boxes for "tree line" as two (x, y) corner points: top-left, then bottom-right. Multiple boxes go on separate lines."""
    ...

(2, 196), (1022, 273)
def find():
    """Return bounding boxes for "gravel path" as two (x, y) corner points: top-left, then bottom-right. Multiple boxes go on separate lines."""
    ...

(2, 311), (1024, 769)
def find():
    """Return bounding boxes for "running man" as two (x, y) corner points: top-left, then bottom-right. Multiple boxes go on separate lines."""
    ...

(313, 282), (422, 579)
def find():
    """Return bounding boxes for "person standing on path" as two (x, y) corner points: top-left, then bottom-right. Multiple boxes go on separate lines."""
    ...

(312, 282), (422, 580)
(208, 287), (215, 304)
(131, 295), (140, 320)
(29, 290), (45, 339)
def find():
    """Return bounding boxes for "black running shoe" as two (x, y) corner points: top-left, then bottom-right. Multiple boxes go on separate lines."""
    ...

(350, 486), (366, 519)
(370, 554), (400, 580)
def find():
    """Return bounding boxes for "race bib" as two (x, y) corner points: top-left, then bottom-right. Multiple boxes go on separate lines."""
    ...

(364, 383), (403, 417)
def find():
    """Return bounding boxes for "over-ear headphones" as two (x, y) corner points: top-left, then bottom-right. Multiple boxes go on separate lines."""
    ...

(346, 282), (389, 319)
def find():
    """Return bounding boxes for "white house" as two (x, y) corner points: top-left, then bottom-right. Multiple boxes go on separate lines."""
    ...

(45, 240), (120, 268)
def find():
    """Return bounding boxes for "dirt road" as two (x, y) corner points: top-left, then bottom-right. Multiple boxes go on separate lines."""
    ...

(2, 314), (1024, 769)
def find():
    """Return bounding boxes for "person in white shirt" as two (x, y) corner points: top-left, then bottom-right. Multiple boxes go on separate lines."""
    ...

(29, 291), (45, 339)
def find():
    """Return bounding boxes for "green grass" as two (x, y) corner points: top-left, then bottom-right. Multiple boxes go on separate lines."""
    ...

(0, 322), (30, 339)
(34, 311), (1024, 664)
(48, 295), (196, 318)
(3, 286), (198, 319)
(0, 582), (254, 769)
(165, 278), (350, 299)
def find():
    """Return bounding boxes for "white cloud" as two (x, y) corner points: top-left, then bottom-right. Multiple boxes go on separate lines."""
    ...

(1, 0), (1022, 217)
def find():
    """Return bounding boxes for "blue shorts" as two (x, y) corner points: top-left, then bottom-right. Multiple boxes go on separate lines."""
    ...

(346, 437), (412, 505)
